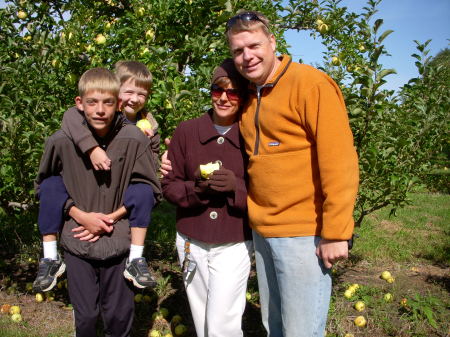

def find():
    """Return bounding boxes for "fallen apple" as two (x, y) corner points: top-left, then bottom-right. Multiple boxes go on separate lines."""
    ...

(143, 295), (152, 303)
(159, 307), (169, 318)
(136, 119), (152, 133)
(9, 305), (21, 315)
(386, 277), (395, 284)
(148, 330), (161, 337)
(134, 294), (143, 303)
(344, 334), (355, 337)
(383, 293), (393, 302)
(174, 324), (187, 336)
(152, 311), (164, 321)
(171, 314), (182, 324)
(354, 301), (365, 312)
(199, 162), (220, 179)
(344, 289), (354, 299)
(35, 293), (44, 303)
(1, 304), (11, 314)
(11, 313), (22, 322)
(400, 298), (408, 308)
(354, 315), (366, 327)
(380, 270), (392, 280)
(246, 292), (252, 301)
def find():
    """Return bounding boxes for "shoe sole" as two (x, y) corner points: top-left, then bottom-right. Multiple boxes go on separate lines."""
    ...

(123, 269), (156, 289)
(40, 262), (66, 292)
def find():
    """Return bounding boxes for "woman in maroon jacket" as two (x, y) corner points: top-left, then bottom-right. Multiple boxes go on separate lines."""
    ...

(162, 59), (252, 337)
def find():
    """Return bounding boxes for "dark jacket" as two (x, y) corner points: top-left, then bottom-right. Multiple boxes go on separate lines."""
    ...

(36, 112), (162, 260)
(162, 110), (251, 244)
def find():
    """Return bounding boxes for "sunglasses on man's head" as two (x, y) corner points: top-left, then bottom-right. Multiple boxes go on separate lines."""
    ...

(210, 84), (240, 101)
(226, 12), (268, 32)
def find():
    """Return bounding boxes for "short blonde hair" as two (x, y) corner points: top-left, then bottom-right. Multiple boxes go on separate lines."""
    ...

(78, 67), (120, 97)
(226, 10), (271, 39)
(114, 60), (153, 91)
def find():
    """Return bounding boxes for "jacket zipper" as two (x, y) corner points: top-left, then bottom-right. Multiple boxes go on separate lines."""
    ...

(253, 87), (262, 155)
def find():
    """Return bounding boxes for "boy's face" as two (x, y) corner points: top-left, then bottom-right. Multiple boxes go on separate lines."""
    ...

(75, 90), (119, 137)
(119, 78), (149, 117)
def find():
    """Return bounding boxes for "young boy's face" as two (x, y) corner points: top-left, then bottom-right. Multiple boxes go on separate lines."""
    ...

(75, 90), (120, 137)
(119, 78), (149, 117)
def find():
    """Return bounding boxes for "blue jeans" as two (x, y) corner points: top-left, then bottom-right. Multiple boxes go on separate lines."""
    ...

(253, 231), (331, 337)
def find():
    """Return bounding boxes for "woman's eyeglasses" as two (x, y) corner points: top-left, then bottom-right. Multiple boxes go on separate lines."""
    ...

(210, 84), (240, 101)
(226, 12), (268, 32)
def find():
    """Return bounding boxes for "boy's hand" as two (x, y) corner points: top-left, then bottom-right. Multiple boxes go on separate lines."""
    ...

(88, 146), (111, 171)
(143, 128), (154, 138)
(160, 138), (172, 177)
(71, 211), (114, 237)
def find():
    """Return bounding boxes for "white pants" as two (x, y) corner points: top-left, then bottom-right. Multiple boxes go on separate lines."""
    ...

(176, 232), (253, 337)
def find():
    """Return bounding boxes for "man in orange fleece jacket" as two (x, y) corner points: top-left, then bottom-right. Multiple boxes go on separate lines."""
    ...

(226, 11), (359, 337)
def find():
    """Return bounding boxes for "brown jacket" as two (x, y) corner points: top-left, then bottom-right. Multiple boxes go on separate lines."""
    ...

(36, 113), (162, 260)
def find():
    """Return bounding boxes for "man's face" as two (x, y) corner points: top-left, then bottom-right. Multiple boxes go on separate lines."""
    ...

(228, 28), (277, 85)
(118, 78), (149, 118)
(75, 90), (119, 137)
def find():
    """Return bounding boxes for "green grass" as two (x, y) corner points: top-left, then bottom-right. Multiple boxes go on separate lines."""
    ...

(352, 192), (450, 265)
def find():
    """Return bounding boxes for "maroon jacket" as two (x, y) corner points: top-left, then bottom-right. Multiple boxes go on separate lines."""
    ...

(162, 110), (251, 244)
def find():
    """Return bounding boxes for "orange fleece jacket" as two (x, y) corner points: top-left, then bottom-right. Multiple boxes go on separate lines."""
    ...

(239, 55), (359, 240)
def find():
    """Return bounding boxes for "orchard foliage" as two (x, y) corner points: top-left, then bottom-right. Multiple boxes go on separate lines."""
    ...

(0, 0), (448, 245)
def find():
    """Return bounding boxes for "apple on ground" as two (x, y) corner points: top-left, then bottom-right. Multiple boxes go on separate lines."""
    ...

(384, 293), (393, 302)
(174, 324), (187, 336)
(35, 293), (44, 303)
(380, 270), (392, 280)
(9, 305), (21, 315)
(386, 277), (395, 284)
(25, 282), (33, 291)
(354, 301), (365, 312)
(354, 315), (367, 327)
(159, 307), (169, 318)
(246, 292), (252, 301)
(171, 314), (182, 324)
(11, 313), (22, 322)
(134, 294), (143, 303)
(344, 289), (354, 299)
(344, 334), (355, 337)
(1, 304), (11, 314)
(148, 330), (161, 337)
(143, 295), (152, 303)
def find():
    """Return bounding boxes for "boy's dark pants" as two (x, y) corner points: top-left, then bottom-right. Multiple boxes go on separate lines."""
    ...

(64, 251), (134, 337)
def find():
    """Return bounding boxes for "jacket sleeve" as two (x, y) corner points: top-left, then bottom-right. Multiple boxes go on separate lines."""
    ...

(130, 141), (163, 205)
(304, 78), (359, 240)
(161, 124), (209, 208)
(35, 135), (63, 197)
(61, 106), (98, 154)
(225, 175), (247, 212)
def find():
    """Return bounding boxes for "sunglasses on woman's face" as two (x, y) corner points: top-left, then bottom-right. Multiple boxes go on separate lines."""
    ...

(210, 84), (240, 102)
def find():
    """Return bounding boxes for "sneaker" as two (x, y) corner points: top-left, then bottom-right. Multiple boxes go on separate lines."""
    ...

(123, 257), (157, 289)
(32, 255), (66, 292)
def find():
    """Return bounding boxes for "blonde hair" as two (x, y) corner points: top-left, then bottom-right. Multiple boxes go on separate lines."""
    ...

(226, 10), (271, 39)
(114, 60), (153, 91)
(78, 67), (120, 97)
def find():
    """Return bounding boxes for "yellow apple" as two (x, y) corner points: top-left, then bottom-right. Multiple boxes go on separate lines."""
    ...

(354, 301), (365, 312)
(344, 289), (354, 299)
(163, 333), (173, 337)
(95, 34), (106, 44)
(105, 22), (112, 30)
(152, 311), (164, 321)
(318, 23), (329, 34)
(384, 293), (393, 302)
(159, 307), (169, 318)
(149, 330), (161, 337)
(137, 7), (145, 16)
(35, 293), (44, 303)
(246, 292), (252, 301)
(171, 314), (182, 324)
(315, 19), (324, 27)
(174, 324), (187, 336)
(9, 305), (21, 315)
(145, 29), (155, 40)
(136, 119), (152, 132)
(380, 270), (392, 280)
(400, 298), (408, 307)
(23, 35), (31, 42)
(46, 291), (55, 301)
(199, 162), (221, 179)
(51, 59), (60, 68)
(386, 277), (395, 284)
(344, 334), (355, 337)
(25, 282), (33, 291)
(354, 315), (367, 327)
(143, 295), (152, 303)
(11, 313), (22, 322)
(331, 56), (341, 66)
(140, 47), (150, 56)
(134, 294), (143, 303)
(358, 44), (366, 52)
(17, 11), (27, 19)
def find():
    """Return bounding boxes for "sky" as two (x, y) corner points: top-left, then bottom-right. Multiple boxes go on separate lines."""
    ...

(284, 0), (450, 91)
(2, 0), (448, 91)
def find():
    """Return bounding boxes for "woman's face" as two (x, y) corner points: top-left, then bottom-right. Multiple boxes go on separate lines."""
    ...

(211, 80), (241, 126)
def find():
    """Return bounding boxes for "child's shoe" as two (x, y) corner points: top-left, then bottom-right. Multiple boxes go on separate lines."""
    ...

(32, 255), (66, 292)
(123, 257), (157, 289)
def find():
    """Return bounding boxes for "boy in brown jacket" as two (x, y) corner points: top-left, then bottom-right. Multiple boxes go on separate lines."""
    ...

(35, 67), (161, 336)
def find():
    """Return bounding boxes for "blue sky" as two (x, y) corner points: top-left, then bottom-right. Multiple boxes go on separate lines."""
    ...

(284, 0), (450, 91)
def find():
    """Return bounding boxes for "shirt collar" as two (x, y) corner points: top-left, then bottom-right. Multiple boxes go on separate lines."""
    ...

(198, 109), (241, 149)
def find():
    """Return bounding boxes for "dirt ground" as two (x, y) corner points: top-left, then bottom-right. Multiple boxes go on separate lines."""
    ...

(0, 252), (449, 337)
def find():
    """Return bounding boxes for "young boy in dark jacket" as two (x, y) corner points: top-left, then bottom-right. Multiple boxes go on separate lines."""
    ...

(35, 67), (161, 336)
